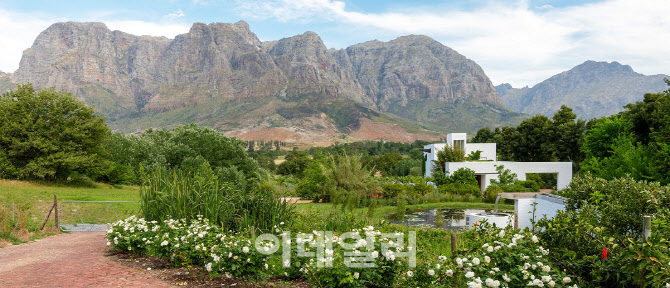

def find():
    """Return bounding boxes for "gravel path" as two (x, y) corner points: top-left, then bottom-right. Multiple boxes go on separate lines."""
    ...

(0, 232), (172, 288)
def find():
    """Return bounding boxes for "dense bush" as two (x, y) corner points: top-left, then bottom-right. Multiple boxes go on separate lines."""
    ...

(0, 84), (110, 181)
(140, 167), (293, 233)
(536, 174), (670, 287)
(104, 124), (257, 184)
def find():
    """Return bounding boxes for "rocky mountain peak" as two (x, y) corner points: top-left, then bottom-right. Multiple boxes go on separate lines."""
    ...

(501, 60), (669, 119)
(7, 21), (514, 138)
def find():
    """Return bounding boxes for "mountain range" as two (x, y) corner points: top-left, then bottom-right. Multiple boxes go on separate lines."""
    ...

(2, 21), (668, 143)
(497, 61), (669, 120)
(2, 21), (525, 143)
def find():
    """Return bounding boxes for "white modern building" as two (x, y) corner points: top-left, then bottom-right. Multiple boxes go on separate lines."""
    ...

(423, 133), (573, 191)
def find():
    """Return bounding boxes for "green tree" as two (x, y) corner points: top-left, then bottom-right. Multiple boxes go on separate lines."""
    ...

(0, 84), (110, 181)
(432, 144), (465, 173)
(276, 150), (311, 178)
(550, 105), (586, 166)
(471, 127), (496, 143)
(512, 115), (555, 162)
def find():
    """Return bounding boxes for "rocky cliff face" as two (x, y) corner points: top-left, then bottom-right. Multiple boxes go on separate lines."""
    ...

(9, 21), (516, 140)
(331, 35), (501, 111)
(500, 61), (670, 119)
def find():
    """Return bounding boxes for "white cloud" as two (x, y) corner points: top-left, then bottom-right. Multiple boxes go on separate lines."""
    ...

(167, 9), (185, 18)
(0, 10), (55, 73)
(0, 9), (191, 73)
(238, 0), (670, 87)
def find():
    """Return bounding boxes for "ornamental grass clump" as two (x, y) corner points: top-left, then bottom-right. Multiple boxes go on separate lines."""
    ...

(140, 167), (293, 233)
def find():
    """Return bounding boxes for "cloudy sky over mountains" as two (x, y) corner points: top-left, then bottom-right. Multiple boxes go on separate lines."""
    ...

(1, 0), (668, 87)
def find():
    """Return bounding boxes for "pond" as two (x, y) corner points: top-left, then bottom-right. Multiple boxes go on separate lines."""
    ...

(388, 208), (512, 231)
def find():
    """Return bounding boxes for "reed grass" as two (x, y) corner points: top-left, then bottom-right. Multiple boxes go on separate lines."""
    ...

(140, 168), (294, 233)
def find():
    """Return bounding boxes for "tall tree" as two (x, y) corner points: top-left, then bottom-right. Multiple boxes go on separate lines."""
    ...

(0, 84), (109, 180)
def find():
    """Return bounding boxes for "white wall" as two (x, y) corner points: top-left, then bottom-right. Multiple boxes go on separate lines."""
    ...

(445, 161), (572, 191)
(423, 143), (446, 177)
(465, 143), (497, 161)
(515, 194), (567, 230)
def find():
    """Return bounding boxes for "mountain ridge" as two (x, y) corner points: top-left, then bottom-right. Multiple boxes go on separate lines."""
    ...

(6, 21), (524, 142)
(497, 61), (669, 119)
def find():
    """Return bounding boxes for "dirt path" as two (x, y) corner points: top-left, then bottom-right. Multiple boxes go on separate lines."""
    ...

(0, 232), (172, 288)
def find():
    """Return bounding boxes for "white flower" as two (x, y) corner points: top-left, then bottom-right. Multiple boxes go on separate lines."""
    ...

(563, 277), (571, 284)
(465, 271), (475, 278)
(446, 269), (453, 276)
(407, 270), (414, 277)
(106, 241), (111, 246)
(498, 230), (505, 237)
(485, 278), (494, 287)
(484, 256), (491, 263)
(371, 251), (379, 258)
(542, 276), (552, 282)
(532, 235), (539, 243)
(205, 263), (212, 272)
(487, 246), (494, 253)
(242, 246), (250, 253)
(548, 280), (556, 287)
(472, 257), (481, 265)
(354, 272), (359, 279)
(542, 265), (550, 272)
(428, 269), (435, 276)
(280, 222), (284, 225)
(502, 274), (511, 282)
(456, 258), (463, 265)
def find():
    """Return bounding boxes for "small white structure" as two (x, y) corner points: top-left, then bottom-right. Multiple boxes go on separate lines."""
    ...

(499, 193), (568, 230)
(423, 133), (573, 191)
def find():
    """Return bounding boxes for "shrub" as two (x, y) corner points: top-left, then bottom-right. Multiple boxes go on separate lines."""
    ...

(140, 167), (294, 233)
(536, 174), (670, 287)
(439, 183), (482, 198)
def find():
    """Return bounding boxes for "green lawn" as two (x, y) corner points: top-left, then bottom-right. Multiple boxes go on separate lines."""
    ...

(0, 180), (141, 246)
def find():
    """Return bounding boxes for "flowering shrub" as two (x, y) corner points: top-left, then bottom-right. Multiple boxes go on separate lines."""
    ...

(412, 223), (578, 288)
(107, 216), (270, 278)
(289, 226), (410, 288)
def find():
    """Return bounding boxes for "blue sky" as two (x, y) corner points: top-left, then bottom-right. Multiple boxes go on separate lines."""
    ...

(1, 0), (668, 87)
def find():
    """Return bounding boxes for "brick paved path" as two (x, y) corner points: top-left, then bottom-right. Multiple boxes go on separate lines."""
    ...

(0, 232), (172, 288)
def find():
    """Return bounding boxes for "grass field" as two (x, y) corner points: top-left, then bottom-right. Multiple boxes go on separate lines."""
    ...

(0, 180), (140, 246)
(0, 179), (512, 255)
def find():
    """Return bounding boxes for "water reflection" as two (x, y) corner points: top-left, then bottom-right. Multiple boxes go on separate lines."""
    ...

(388, 208), (507, 230)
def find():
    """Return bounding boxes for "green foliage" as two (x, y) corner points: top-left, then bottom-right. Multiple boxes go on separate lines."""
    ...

(365, 152), (403, 176)
(472, 105), (586, 169)
(432, 144), (465, 174)
(537, 174), (670, 287)
(492, 165), (517, 186)
(324, 153), (374, 210)
(104, 124), (258, 184)
(0, 84), (110, 181)
(466, 150), (482, 161)
(294, 161), (329, 202)
(140, 167), (293, 233)
(277, 150), (311, 178)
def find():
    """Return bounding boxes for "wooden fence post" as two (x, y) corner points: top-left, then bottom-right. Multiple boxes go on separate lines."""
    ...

(54, 195), (59, 229)
(40, 200), (56, 231)
(642, 215), (651, 242)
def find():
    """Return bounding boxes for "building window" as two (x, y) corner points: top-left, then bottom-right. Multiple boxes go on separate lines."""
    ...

(454, 140), (464, 151)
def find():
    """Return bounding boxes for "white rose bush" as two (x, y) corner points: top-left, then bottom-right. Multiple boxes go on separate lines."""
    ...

(107, 215), (585, 287)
